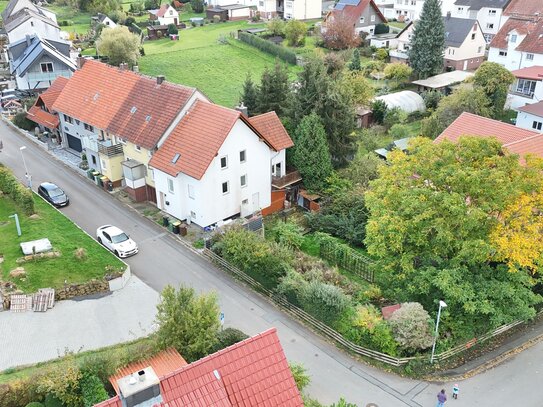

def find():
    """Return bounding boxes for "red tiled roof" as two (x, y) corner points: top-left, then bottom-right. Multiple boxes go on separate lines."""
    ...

(511, 66), (543, 80)
(327, 0), (386, 28)
(94, 396), (122, 407)
(157, 4), (172, 17)
(381, 304), (401, 320)
(52, 60), (196, 149)
(109, 348), (187, 394)
(249, 111), (294, 151)
(489, 17), (538, 50)
(504, 0), (543, 17)
(158, 328), (303, 407)
(503, 133), (543, 161)
(26, 105), (59, 128)
(518, 100), (543, 117)
(435, 112), (539, 145)
(40, 76), (69, 110)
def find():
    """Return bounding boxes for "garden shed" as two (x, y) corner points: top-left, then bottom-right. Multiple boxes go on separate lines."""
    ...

(374, 90), (425, 113)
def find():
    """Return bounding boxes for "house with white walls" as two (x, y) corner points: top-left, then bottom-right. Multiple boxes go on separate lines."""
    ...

(149, 101), (293, 228)
(515, 102), (543, 132)
(207, 0), (321, 20)
(390, 0), (455, 22)
(506, 66), (543, 110)
(324, 0), (387, 38)
(488, 16), (543, 71)
(451, 0), (510, 43)
(4, 7), (62, 44)
(149, 4), (180, 25)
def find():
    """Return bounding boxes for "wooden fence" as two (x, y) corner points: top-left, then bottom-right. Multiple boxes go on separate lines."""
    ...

(202, 248), (541, 367)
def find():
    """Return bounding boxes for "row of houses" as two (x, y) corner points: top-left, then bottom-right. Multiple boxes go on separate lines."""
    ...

(27, 59), (296, 228)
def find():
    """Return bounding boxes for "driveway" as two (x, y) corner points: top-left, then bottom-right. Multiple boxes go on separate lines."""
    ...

(0, 276), (159, 370)
(1, 121), (543, 406)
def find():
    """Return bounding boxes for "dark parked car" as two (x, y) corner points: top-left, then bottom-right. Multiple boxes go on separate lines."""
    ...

(38, 182), (69, 207)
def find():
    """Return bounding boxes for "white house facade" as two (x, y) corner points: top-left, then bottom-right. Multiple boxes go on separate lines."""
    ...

(6, 10), (62, 44)
(150, 4), (180, 25)
(451, 0), (510, 42)
(150, 101), (293, 228)
(506, 66), (543, 110)
(515, 102), (543, 132)
(390, 0), (455, 21)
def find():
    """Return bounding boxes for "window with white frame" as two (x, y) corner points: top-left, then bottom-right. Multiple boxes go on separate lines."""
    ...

(118, 137), (126, 144)
(220, 155), (228, 169)
(477, 46), (482, 53)
(63, 114), (73, 124)
(457, 7), (463, 12)
(526, 53), (534, 60)
(498, 50), (507, 56)
(371, 15), (375, 22)
(410, 0), (415, 5)
(471, 33), (475, 40)
(240, 150), (246, 163)
(190, 211), (196, 219)
(486, 23), (494, 29)
(135, 145), (141, 151)
(75, 119), (80, 125)
(286, 1), (292, 7)
(84, 123), (94, 132)
(510, 34), (517, 43)
(515, 79), (536, 96)
(168, 178), (174, 193)
(40, 62), (53, 72)
(101, 159), (107, 169)
(149, 168), (154, 180)
(488, 9), (496, 15)
(240, 174), (247, 187)
(359, 16), (365, 23)
(222, 181), (229, 194)
(532, 121), (542, 131)
(188, 184), (195, 199)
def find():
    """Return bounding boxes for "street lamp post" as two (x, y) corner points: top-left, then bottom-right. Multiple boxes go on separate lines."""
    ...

(19, 146), (31, 189)
(430, 300), (447, 363)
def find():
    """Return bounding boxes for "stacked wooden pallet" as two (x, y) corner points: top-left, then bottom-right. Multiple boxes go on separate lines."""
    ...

(9, 288), (55, 312)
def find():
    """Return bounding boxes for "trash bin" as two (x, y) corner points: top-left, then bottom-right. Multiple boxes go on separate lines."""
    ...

(172, 221), (181, 234)
(179, 224), (187, 236)
(167, 220), (174, 233)
(97, 176), (105, 188)
(162, 216), (169, 227)
(101, 177), (109, 191)
(92, 171), (100, 185)
(107, 181), (113, 191)
(87, 169), (94, 180)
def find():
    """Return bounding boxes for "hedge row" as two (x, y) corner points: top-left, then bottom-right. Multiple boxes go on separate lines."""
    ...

(238, 32), (297, 65)
(0, 165), (35, 215)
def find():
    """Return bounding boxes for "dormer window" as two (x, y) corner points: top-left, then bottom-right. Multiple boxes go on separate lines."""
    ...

(359, 16), (365, 23)
(510, 34), (517, 43)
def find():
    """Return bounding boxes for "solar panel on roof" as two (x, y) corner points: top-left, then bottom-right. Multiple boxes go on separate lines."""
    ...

(343, 0), (361, 5)
(335, 3), (346, 10)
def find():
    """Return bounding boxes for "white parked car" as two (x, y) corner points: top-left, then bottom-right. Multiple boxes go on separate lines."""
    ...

(96, 225), (138, 258)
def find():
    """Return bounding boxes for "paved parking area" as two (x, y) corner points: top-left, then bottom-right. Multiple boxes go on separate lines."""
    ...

(0, 277), (159, 370)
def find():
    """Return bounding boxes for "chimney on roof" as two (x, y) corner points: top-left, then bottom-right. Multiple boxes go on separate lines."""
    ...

(446, 11), (451, 19)
(133, 65), (139, 73)
(235, 102), (248, 117)
(119, 62), (129, 71)
(76, 56), (87, 70)
(157, 75), (165, 85)
(117, 367), (162, 407)
(25, 34), (31, 47)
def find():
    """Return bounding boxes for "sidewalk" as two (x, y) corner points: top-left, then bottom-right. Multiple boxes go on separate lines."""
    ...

(0, 276), (159, 370)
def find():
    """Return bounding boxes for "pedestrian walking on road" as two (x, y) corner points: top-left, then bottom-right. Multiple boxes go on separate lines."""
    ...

(0, 140), (3, 152)
(436, 389), (447, 407)
(452, 384), (459, 399)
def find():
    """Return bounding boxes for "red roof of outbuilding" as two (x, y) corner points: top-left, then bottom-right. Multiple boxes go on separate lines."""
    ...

(511, 66), (543, 80)
(159, 328), (303, 407)
(249, 111), (294, 151)
(518, 100), (543, 117)
(435, 112), (539, 145)
(52, 60), (197, 149)
(109, 348), (187, 394)
(40, 76), (69, 110)
(26, 105), (59, 128)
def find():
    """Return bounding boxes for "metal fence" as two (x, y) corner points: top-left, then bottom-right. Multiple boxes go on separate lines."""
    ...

(202, 248), (540, 367)
(319, 238), (375, 283)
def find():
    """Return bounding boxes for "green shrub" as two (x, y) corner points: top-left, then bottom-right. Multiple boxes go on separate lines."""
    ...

(80, 373), (108, 407)
(299, 280), (352, 325)
(44, 395), (63, 407)
(388, 302), (434, 352)
(374, 23), (389, 34)
(371, 99), (387, 124)
(374, 48), (388, 61)
(36, 359), (82, 407)
(268, 221), (304, 250)
(421, 89), (443, 110)
(289, 363), (310, 392)
(0, 377), (42, 407)
(276, 268), (306, 305)
(238, 32), (297, 65)
(25, 403), (44, 407)
(79, 352), (120, 388)
(212, 328), (249, 352)
(13, 112), (35, 131)
(383, 107), (407, 129)
(388, 123), (410, 139)
(0, 165), (35, 215)
(167, 23), (179, 35)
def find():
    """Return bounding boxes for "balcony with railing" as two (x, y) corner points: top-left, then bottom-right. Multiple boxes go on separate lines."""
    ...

(98, 140), (124, 157)
(272, 169), (302, 189)
(27, 70), (72, 84)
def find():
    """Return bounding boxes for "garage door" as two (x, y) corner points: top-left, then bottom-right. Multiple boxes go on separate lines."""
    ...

(66, 134), (82, 152)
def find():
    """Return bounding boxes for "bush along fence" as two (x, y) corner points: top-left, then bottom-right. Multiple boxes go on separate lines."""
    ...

(316, 232), (374, 283)
(238, 31), (298, 65)
(0, 164), (34, 215)
(203, 247), (542, 367)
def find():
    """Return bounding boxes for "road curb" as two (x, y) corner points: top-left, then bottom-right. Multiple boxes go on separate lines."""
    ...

(427, 331), (543, 382)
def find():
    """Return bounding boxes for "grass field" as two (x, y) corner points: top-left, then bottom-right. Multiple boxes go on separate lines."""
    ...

(0, 0), (8, 14)
(140, 21), (300, 107)
(45, 5), (93, 35)
(0, 195), (125, 293)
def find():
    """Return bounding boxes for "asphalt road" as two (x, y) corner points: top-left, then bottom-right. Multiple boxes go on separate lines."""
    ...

(1, 122), (542, 406)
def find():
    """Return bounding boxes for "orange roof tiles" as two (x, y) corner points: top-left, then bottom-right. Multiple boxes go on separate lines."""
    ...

(39, 76), (69, 110)
(109, 348), (187, 394)
(327, 0), (386, 27)
(503, 134), (543, 161)
(435, 112), (539, 145)
(249, 111), (294, 151)
(158, 328), (303, 407)
(504, 0), (543, 17)
(149, 100), (242, 179)
(52, 60), (196, 149)
(518, 100), (543, 117)
(26, 105), (59, 128)
(511, 66), (543, 80)
(490, 17), (543, 55)
(94, 396), (122, 407)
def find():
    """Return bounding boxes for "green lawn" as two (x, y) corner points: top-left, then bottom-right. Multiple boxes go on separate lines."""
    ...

(0, 0), (8, 14)
(140, 27), (300, 107)
(404, 119), (422, 136)
(0, 195), (125, 293)
(388, 21), (407, 29)
(45, 5), (92, 35)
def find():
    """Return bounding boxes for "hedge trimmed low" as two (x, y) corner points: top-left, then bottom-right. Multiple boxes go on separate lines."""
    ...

(238, 32), (297, 65)
(0, 164), (34, 215)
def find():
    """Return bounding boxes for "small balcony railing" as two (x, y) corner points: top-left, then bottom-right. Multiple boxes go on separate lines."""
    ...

(98, 141), (124, 157)
(509, 90), (534, 99)
(272, 170), (302, 189)
(27, 70), (72, 83)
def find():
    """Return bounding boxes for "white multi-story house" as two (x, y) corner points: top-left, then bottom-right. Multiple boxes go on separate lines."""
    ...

(506, 66), (543, 110)
(451, 0), (510, 42)
(374, 0), (395, 19)
(4, 8), (62, 44)
(488, 16), (543, 71)
(149, 4), (180, 25)
(208, 0), (321, 19)
(515, 101), (543, 132)
(390, 0), (455, 22)
(149, 100), (293, 228)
